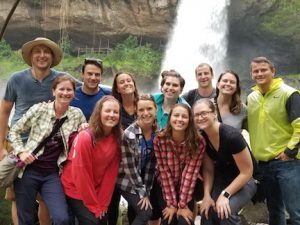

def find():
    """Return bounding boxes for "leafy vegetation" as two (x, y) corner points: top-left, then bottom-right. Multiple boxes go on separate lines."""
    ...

(0, 188), (11, 225)
(261, 0), (300, 40)
(0, 36), (163, 85)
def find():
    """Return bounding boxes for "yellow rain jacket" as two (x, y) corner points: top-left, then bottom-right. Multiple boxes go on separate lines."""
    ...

(248, 78), (300, 161)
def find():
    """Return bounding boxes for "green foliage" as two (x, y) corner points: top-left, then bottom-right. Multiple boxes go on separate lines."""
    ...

(0, 51), (27, 79)
(106, 36), (163, 79)
(59, 35), (73, 55)
(261, 0), (300, 40)
(0, 188), (11, 225)
(0, 36), (162, 84)
(0, 39), (12, 58)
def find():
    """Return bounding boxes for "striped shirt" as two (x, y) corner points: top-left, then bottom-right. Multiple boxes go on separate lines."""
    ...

(154, 135), (205, 208)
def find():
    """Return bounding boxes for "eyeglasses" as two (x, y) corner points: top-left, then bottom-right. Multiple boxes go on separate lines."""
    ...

(194, 111), (213, 118)
(84, 58), (103, 68)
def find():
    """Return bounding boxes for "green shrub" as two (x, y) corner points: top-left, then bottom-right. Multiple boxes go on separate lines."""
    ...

(0, 188), (12, 225)
(0, 40), (12, 58)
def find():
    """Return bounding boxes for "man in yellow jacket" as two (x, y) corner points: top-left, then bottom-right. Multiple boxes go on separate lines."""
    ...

(248, 56), (300, 225)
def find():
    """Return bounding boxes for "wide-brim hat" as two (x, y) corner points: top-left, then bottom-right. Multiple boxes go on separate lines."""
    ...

(21, 37), (63, 67)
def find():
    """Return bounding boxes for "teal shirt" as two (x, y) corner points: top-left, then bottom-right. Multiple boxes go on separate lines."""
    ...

(153, 93), (190, 129)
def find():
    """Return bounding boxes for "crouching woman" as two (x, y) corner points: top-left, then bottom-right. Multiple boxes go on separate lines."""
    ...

(117, 94), (158, 225)
(193, 98), (257, 225)
(61, 96), (122, 225)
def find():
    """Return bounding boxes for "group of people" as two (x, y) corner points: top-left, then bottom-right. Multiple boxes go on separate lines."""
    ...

(0, 36), (299, 225)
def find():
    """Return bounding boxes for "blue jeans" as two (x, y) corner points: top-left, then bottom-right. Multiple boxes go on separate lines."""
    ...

(259, 159), (300, 225)
(201, 177), (257, 225)
(14, 168), (69, 225)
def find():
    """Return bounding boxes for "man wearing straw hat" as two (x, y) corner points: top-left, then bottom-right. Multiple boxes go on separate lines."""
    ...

(0, 37), (63, 225)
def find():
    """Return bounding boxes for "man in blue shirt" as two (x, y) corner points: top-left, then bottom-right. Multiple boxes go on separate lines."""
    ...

(71, 58), (111, 120)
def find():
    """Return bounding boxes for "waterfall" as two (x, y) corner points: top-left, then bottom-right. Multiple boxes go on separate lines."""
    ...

(161, 0), (231, 92)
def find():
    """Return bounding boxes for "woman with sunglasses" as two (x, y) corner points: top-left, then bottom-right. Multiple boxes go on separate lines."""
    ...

(61, 96), (122, 225)
(193, 98), (257, 225)
(153, 70), (189, 129)
(117, 94), (158, 225)
(9, 75), (86, 225)
(109, 72), (139, 225)
(153, 103), (205, 225)
(214, 70), (247, 130)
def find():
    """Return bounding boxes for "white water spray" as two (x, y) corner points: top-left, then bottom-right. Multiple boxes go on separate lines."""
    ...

(161, 0), (231, 92)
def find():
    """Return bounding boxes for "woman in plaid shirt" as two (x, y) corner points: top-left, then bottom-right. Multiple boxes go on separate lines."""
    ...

(117, 94), (158, 225)
(9, 75), (86, 225)
(153, 103), (205, 225)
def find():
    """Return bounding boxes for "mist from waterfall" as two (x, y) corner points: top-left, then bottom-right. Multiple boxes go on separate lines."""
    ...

(161, 0), (231, 92)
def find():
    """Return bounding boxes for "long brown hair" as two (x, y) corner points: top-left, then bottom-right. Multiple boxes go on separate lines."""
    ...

(89, 96), (122, 143)
(158, 103), (201, 157)
(111, 72), (139, 105)
(215, 70), (242, 114)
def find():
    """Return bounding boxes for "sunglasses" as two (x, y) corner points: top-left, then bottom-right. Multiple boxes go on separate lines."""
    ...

(84, 58), (103, 68)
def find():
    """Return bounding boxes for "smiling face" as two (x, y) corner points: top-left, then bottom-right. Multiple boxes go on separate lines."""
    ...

(31, 44), (53, 70)
(170, 105), (189, 132)
(251, 62), (275, 91)
(101, 100), (120, 133)
(217, 72), (237, 96)
(193, 101), (217, 131)
(137, 99), (157, 127)
(52, 80), (75, 105)
(116, 73), (136, 96)
(81, 64), (102, 92)
(196, 65), (213, 89)
(162, 76), (182, 100)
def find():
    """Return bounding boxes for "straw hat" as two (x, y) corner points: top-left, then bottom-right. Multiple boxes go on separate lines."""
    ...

(21, 37), (63, 67)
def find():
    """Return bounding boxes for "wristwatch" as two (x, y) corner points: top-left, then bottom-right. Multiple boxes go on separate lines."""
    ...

(221, 190), (231, 199)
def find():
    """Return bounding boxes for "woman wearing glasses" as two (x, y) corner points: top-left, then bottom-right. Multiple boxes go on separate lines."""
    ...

(153, 103), (205, 225)
(153, 70), (189, 129)
(193, 98), (256, 225)
(61, 96), (122, 225)
(117, 94), (158, 225)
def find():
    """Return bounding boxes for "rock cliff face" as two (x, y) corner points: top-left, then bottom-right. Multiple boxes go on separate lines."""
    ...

(1, 0), (300, 75)
(1, 0), (178, 48)
(227, 0), (300, 75)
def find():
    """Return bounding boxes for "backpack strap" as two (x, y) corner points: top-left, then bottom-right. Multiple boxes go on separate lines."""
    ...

(187, 89), (197, 106)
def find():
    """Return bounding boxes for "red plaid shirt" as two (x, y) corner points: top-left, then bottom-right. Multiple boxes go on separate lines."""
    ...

(154, 135), (205, 208)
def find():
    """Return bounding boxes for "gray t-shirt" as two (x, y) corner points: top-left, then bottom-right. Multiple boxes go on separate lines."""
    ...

(221, 104), (247, 130)
(4, 68), (62, 127)
(182, 88), (216, 107)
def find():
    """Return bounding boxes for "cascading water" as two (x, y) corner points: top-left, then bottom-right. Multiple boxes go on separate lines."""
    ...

(161, 0), (231, 92)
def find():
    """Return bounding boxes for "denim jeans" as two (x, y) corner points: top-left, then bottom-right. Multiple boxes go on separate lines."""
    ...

(14, 168), (69, 225)
(201, 177), (257, 225)
(259, 159), (300, 225)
